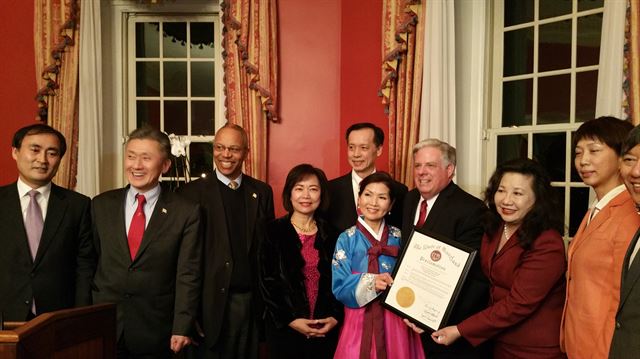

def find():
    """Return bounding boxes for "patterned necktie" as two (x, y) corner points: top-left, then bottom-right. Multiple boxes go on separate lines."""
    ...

(128, 194), (146, 260)
(416, 199), (428, 228)
(25, 190), (44, 259)
(228, 180), (238, 190)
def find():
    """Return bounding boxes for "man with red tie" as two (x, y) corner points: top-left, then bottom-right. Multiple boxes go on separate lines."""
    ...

(0, 124), (94, 321)
(91, 127), (202, 358)
(401, 139), (489, 359)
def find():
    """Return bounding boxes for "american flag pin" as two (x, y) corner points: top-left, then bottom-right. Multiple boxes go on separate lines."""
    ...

(162, 208), (168, 214)
(252, 193), (257, 198)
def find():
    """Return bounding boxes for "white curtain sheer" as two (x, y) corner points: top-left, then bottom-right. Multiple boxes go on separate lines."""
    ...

(595, 0), (627, 119)
(419, 0), (456, 145)
(76, 0), (103, 197)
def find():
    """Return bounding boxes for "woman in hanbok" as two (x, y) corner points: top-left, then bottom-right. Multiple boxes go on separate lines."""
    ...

(332, 172), (424, 359)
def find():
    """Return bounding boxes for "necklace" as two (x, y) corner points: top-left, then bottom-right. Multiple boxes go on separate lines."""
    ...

(291, 219), (316, 233)
(503, 223), (517, 239)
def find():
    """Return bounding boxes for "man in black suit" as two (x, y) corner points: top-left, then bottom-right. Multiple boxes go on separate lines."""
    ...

(327, 122), (407, 231)
(402, 139), (489, 359)
(0, 124), (94, 322)
(179, 123), (275, 359)
(91, 127), (202, 358)
(610, 126), (640, 358)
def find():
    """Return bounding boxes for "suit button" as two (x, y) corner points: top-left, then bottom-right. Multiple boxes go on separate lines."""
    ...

(220, 288), (225, 293)
(124, 294), (131, 299)
(30, 273), (35, 278)
(24, 300), (30, 305)
(616, 322), (621, 329)
(225, 261), (230, 267)
(128, 268), (134, 272)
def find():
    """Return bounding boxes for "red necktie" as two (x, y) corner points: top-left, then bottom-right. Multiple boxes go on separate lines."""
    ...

(128, 194), (146, 260)
(416, 200), (428, 228)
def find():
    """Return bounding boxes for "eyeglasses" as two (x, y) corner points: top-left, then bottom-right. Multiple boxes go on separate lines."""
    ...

(213, 143), (245, 155)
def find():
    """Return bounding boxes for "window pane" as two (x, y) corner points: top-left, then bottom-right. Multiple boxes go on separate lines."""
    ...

(190, 142), (214, 177)
(191, 62), (215, 97)
(504, 27), (534, 77)
(497, 134), (528, 166)
(554, 186), (566, 234)
(192, 101), (215, 135)
(570, 187), (590, 236)
(164, 62), (187, 97)
(539, 20), (571, 72)
(163, 22), (187, 58)
(136, 62), (160, 96)
(136, 100), (160, 129)
(538, 74), (570, 124)
(539, 0), (572, 20)
(533, 132), (566, 182)
(504, 0), (533, 27)
(502, 79), (533, 126)
(579, 0), (603, 12)
(165, 155), (187, 178)
(136, 22), (159, 58)
(191, 22), (215, 58)
(577, 14), (602, 67)
(576, 70), (598, 123)
(164, 101), (188, 135)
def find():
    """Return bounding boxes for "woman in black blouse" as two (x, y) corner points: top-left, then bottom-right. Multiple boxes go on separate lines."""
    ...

(259, 164), (342, 358)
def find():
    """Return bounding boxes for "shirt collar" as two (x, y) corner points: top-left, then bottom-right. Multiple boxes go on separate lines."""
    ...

(358, 216), (385, 241)
(593, 184), (626, 211)
(17, 177), (51, 200)
(127, 183), (161, 205)
(351, 168), (376, 184)
(216, 170), (243, 188)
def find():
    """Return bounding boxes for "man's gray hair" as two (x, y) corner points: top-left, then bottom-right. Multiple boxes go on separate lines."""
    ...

(412, 139), (456, 167)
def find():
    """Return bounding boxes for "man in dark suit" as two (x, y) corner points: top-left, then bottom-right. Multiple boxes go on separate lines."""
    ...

(179, 123), (275, 359)
(402, 139), (489, 359)
(327, 122), (407, 232)
(91, 127), (202, 358)
(0, 124), (94, 322)
(610, 126), (640, 359)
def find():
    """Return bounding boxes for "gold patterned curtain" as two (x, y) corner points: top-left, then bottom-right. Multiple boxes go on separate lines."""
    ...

(34, 0), (80, 189)
(380, 0), (424, 187)
(222, 0), (278, 181)
(626, 0), (640, 125)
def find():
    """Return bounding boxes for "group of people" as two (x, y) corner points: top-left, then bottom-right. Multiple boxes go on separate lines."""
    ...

(1, 118), (640, 359)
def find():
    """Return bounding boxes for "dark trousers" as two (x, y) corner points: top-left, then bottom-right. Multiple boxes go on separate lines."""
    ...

(117, 332), (173, 359)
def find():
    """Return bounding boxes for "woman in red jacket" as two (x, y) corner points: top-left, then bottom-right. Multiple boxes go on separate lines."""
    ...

(426, 158), (567, 358)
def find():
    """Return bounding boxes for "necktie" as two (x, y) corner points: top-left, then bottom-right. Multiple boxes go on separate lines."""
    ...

(128, 194), (146, 260)
(416, 199), (428, 228)
(228, 180), (238, 190)
(25, 190), (44, 259)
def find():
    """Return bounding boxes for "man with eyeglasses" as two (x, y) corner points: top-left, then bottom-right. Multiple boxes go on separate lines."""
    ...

(179, 123), (275, 359)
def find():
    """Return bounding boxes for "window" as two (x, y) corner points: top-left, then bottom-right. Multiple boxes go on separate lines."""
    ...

(488, 0), (604, 237)
(127, 13), (222, 182)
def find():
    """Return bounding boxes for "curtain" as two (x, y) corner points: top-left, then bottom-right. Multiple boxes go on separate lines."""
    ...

(76, 0), (102, 197)
(626, 0), (640, 125)
(380, 0), (424, 187)
(34, 0), (80, 189)
(595, 0), (626, 119)
(222, 0), (278, 181)
(419, 0), (456, 145)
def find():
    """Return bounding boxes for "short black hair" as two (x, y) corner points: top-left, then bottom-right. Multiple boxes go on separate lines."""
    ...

(345, 122), (384, 147)
(622, 125), (640, 155)
(12, 124), (67, 158)
(573, 116), (633, 156)
(282, 164), (330, 215)
(127, 126), (172, 160)
(216, 122), (249, 149)
(358, 171), (396, 203)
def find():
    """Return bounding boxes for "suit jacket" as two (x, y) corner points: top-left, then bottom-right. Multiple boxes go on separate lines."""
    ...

(91, 186), (202, 355)
(402, 182), (490, 358)
(178, 173), (275, 350)
(258, 215), (343, 357)
(0, 182), (94, 321)
(458, 229), (566, 352)
(561, 190), (640, 359)
(610, 228), (640, 359)
(327, 172), (407, 232)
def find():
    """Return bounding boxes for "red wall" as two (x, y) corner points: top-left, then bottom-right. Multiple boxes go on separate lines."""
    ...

(0, 1), (38, 185)
(270, 0), (384, 216)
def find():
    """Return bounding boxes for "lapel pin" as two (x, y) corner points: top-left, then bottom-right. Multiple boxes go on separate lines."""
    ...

(162, 208), (168, 214)
(252, 193), (257, 199)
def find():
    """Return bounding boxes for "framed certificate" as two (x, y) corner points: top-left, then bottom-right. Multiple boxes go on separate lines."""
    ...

(381, 228), (477, 332)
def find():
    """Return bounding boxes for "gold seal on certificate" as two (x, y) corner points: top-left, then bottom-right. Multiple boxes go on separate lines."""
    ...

(382, 228), (476, 332)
